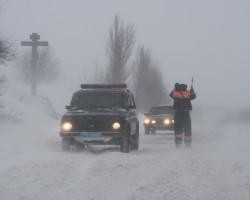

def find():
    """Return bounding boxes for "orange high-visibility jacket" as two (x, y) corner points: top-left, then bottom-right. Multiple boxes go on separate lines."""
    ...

(170, 89), (196, 110)
(171, 90), (193, 99)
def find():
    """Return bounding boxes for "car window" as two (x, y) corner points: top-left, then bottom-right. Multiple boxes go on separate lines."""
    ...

(149, 107), (174, 114)
(70, 92), (126, 109)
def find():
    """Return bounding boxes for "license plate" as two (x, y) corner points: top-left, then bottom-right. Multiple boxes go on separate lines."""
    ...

(80, 132), (102, 137)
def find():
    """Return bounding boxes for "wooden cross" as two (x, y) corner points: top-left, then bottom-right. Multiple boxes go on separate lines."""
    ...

(21, 33), (49, 95)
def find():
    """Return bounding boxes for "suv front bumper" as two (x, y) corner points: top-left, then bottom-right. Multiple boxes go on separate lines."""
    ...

(144, 124), (174, 131)
(60, 131), (122, 144)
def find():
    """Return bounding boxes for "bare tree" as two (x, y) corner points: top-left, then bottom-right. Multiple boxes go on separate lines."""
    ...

(134, 46), (169, 111)
(0, 73), (6, 95)
(0, 39), (9, 99)
(0, 3), (17, 120)
(0, 2), (11, 64)
(0, 38), (13, 64)
(16, 47), (59, 95)
(92, 60), (106, 83)
(106, 15), (135, 83)
(0, 37), (14, 104)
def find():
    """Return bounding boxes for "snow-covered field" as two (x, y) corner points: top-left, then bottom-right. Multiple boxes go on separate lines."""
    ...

(1, 105), (250, 200)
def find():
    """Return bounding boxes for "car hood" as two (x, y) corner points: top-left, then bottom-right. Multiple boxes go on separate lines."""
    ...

(145, 114), (174, 118)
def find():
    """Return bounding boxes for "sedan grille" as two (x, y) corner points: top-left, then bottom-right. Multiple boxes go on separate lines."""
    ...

(64, 116), (120, 132)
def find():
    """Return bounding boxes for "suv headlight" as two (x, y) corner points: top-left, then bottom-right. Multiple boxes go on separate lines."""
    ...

(144, 118), (150, 124)
(62, 122), (73, 131)
(112, 122), (121, 130)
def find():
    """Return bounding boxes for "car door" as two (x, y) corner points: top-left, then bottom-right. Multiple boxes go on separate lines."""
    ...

(127, 93), (138, 135)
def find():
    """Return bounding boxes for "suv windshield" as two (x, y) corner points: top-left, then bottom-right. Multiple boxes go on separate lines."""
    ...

(70, 92), (127, 109)
(149, 106), (174, 115)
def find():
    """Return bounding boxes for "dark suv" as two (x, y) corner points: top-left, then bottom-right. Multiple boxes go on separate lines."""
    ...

(59, 84), (139, 153)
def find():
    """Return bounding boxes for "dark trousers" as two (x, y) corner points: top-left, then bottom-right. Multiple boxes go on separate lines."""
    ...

(174, 110), (192, 146)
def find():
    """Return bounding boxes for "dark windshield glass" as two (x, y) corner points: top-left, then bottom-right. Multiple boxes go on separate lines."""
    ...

(70, 92), (127, 109)
(149, 107), (174, 115)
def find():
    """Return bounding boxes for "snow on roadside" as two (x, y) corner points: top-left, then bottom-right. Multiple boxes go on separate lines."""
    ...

(1, 105), (250, 200)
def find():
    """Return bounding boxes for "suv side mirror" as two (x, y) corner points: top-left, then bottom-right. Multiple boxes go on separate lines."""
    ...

(65, 105), (71, 110)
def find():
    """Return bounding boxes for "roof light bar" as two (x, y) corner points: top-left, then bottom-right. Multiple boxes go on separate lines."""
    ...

(81, 84), (127, 89)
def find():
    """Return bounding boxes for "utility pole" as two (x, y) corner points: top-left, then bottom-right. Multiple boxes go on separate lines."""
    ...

(21, 33), (48, 96)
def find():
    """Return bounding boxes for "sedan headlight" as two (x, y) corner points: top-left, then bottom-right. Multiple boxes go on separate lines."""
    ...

(112, 122), (121, 130)
(151, 120), (156, 124)
(61, 122), (73, 131)
(164, 119), (171, 125)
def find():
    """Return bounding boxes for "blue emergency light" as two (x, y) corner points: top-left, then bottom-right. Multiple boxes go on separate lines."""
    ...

(80, 84), (127, 89)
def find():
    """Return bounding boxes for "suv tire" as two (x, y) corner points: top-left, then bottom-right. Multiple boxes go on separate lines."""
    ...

(120, 126), (131, 153)
(132, 123), (139, 150)
(62, 137), (73, 151)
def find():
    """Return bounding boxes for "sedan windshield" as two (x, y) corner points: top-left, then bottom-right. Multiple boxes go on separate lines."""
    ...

(149, 106), (174, 115)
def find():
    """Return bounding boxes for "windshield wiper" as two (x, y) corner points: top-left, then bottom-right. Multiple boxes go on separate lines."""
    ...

(69, 107), (90, 112)
(91, 107), (113, 111)
(90, 107), (125, 112)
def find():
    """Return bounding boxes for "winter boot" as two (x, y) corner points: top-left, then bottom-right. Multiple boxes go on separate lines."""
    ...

(184, 136), (192, 148)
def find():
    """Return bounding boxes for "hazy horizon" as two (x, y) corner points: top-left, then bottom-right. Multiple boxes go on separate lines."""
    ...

(1, 0), (250, 108)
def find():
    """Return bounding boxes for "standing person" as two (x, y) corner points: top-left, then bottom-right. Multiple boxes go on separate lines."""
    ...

(170, 82), (196, 147)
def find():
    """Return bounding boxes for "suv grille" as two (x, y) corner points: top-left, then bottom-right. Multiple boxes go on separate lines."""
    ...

(68, 116), (120, 132)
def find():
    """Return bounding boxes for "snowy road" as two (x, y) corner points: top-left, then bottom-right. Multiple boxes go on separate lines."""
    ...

(1, 113), (250, 200)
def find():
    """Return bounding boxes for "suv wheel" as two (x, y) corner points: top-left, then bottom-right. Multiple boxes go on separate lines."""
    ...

(132, 124), (139, 150)
(120, 135), (130, 153)
(62, 137), (73, 151)
(72, 142), (85, 152)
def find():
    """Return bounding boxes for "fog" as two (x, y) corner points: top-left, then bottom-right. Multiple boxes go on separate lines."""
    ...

(1, 0), (250, 108)
(1, 95), (250, 199)
(1, 1), (250, 199)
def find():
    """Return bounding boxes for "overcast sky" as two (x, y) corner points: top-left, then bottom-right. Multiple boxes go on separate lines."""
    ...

(0, 0), (250, 107)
